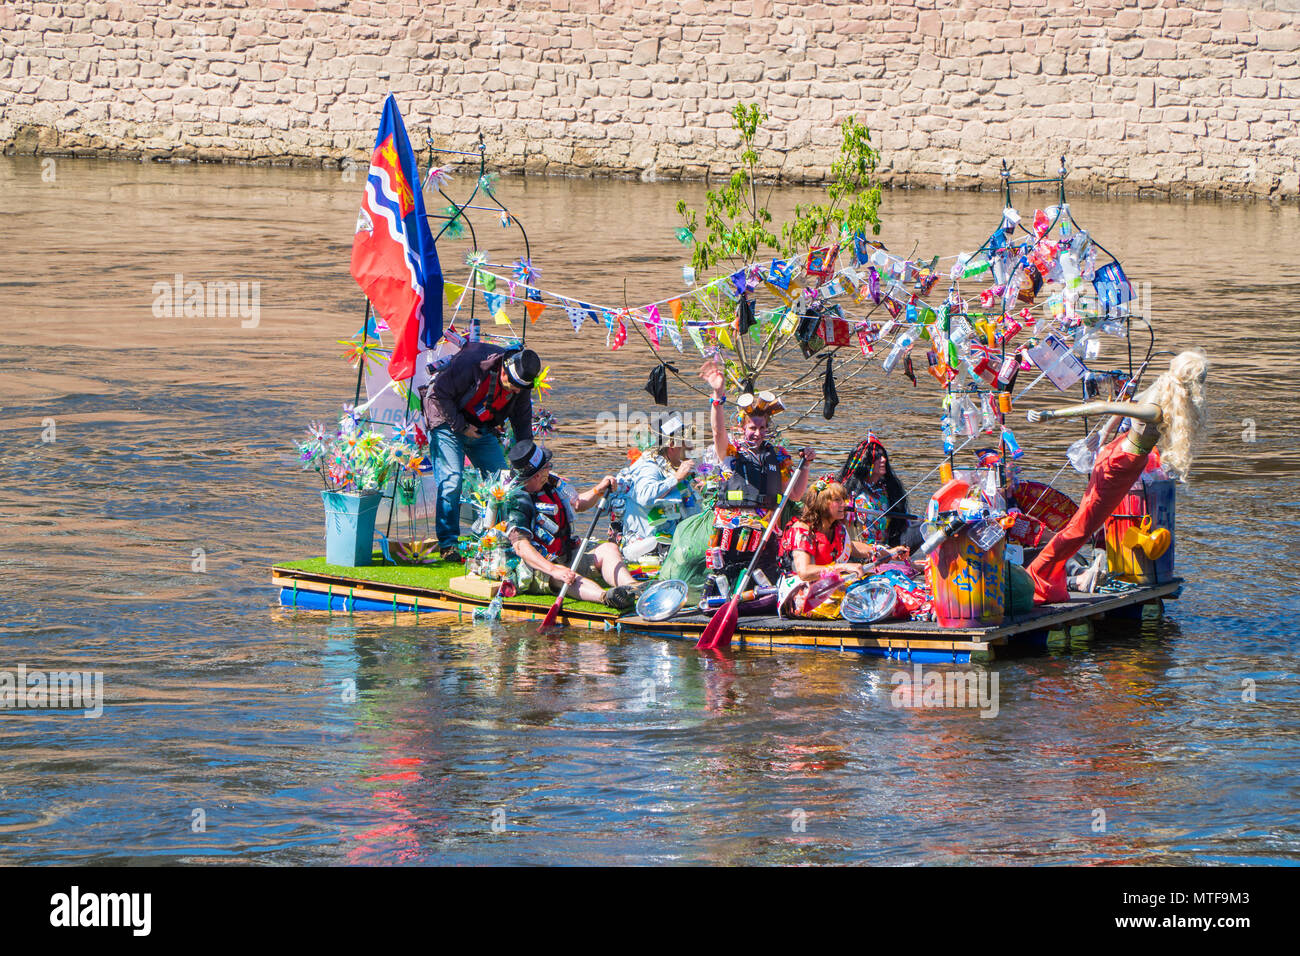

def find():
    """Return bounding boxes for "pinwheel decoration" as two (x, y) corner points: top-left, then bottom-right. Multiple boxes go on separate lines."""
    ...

(338, 336), (384, 373)
(533, 409), (558, 437)
(392, 419), (421, 449)
(441, 204), (466, 239)
(513, 258), (538, 284)
(427, 166), (454, 190)
(532, 365), (553, 399)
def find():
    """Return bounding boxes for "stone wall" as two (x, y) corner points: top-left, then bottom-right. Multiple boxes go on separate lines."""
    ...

(3, 0), (1298, 199)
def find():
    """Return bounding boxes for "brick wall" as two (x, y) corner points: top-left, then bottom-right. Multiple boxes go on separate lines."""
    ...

(2, 0), (1297, 199)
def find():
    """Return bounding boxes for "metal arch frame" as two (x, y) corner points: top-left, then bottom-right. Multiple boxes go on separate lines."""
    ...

(424, 131), (535, 348)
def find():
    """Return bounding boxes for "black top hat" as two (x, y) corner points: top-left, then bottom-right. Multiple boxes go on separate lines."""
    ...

(508, 439), (553, 479)
(504, 349), (541, 389)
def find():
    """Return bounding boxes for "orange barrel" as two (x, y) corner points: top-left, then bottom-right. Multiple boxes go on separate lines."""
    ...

(927, 530), (1007, 628)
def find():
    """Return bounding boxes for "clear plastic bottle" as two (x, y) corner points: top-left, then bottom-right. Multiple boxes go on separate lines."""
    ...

(882, 328), (916, 373)
(958, 395), (979, 436)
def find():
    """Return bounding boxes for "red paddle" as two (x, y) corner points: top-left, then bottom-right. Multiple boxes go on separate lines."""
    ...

(539, 498), (608, 632)
(697, 457), (808, 651)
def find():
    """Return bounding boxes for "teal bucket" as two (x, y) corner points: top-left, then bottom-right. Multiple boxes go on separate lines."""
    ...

(321, 490), (382, 567)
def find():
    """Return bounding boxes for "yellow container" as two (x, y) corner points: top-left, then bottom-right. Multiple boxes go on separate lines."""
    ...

(1103, 481), (1176, 584)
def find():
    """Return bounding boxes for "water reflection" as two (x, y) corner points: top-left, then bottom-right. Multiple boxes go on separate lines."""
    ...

(0, 157), (1296, 863)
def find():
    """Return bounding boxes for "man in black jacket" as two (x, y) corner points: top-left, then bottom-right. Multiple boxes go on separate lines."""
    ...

(424, 343), (539, 560)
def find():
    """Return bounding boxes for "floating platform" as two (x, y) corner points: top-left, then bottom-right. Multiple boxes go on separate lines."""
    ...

(271, 557), (1181, 663)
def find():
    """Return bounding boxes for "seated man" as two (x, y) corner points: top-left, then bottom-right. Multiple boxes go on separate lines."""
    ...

(615, 414), (701, 562)
(504, 439), (642, 611)
(424, 344), (539, 562)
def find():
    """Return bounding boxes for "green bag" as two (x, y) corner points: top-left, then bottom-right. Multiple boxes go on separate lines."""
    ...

(657, 508), (715, 588)
(1009, 563), (1035, 615)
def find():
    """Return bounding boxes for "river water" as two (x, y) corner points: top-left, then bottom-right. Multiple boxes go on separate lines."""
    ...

(0, 156), (1297, 864)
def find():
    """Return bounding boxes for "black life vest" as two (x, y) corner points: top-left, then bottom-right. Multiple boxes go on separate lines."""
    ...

(720, 443), (783, 510)
(462, 366), (514, 428)
(530, 482), (576, 558)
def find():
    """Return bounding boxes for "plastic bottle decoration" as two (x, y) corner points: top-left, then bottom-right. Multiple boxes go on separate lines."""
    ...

(957, 394), (979, 436)
(1001, 426), (1024, 460)
(1018, 264), (1044, 304)
(882, 327), (916, 374)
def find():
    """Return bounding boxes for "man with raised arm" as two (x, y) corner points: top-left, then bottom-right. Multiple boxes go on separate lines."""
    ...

(699, 357), (814, 594)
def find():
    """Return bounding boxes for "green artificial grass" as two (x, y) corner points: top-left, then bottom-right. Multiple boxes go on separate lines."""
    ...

(275, 555), (611, 614)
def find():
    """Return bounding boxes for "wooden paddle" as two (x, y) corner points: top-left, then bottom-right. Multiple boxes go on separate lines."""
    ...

(697, 456), (808, 651)
(539, 497), (608, 632)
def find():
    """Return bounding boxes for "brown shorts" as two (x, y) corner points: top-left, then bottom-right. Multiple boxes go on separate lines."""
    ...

(528, 549), (605, 594)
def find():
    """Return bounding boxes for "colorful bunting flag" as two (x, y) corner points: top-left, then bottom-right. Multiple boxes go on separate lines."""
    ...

(525, 288), (545, 324)
(687, 324), (705, 354)
(563, 300), (585, 333)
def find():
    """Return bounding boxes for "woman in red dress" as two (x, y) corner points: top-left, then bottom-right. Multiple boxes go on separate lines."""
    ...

(777, 478), (909, 618)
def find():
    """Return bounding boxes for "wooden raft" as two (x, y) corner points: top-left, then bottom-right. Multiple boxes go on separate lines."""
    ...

(271, 561), (1181, 662)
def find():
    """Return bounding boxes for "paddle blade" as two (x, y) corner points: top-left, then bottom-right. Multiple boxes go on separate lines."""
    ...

(696, 600), (738, 650)
(538, 598), (561, 632)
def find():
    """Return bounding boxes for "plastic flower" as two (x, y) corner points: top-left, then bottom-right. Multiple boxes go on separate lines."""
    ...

(393, 420), (419, 447)
(513, 258), (538, 283)
(338, 337), (383, 372)
(427, 166), (454, 190)
(532, 365), (552, 398)
(441, 205), (466, 239)
(532, 409), (557, 437)
(339, 405), (360, 434)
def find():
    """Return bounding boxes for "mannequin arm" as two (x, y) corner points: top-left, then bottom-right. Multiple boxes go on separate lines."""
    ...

(1026, 401), (1162, 425)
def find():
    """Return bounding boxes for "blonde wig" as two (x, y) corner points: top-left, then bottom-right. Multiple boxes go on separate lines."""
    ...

(1136, 349), (1210, 481)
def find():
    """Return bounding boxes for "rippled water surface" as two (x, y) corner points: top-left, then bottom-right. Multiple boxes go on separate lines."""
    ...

(0, 157), (1297, 864)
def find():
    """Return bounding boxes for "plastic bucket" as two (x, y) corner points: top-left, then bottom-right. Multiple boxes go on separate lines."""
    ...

(322, 490), (383, 567)
(1104, 479), (1176, 584)
(927, 530), (1007, 628)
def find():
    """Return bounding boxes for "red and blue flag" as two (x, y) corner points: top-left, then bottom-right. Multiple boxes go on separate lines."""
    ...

(350, 94), (443, 381)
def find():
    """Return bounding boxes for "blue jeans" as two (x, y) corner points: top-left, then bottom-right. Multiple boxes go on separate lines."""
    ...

(432, 424), (508, 548)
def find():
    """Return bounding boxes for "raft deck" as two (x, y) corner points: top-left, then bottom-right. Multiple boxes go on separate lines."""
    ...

(270, 557), (1181, 662)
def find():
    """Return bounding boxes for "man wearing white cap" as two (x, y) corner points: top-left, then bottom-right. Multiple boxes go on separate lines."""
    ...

(614, 413), (701, 563)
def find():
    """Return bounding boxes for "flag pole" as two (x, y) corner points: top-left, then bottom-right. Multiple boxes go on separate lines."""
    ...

(353, 299), (371, 407)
